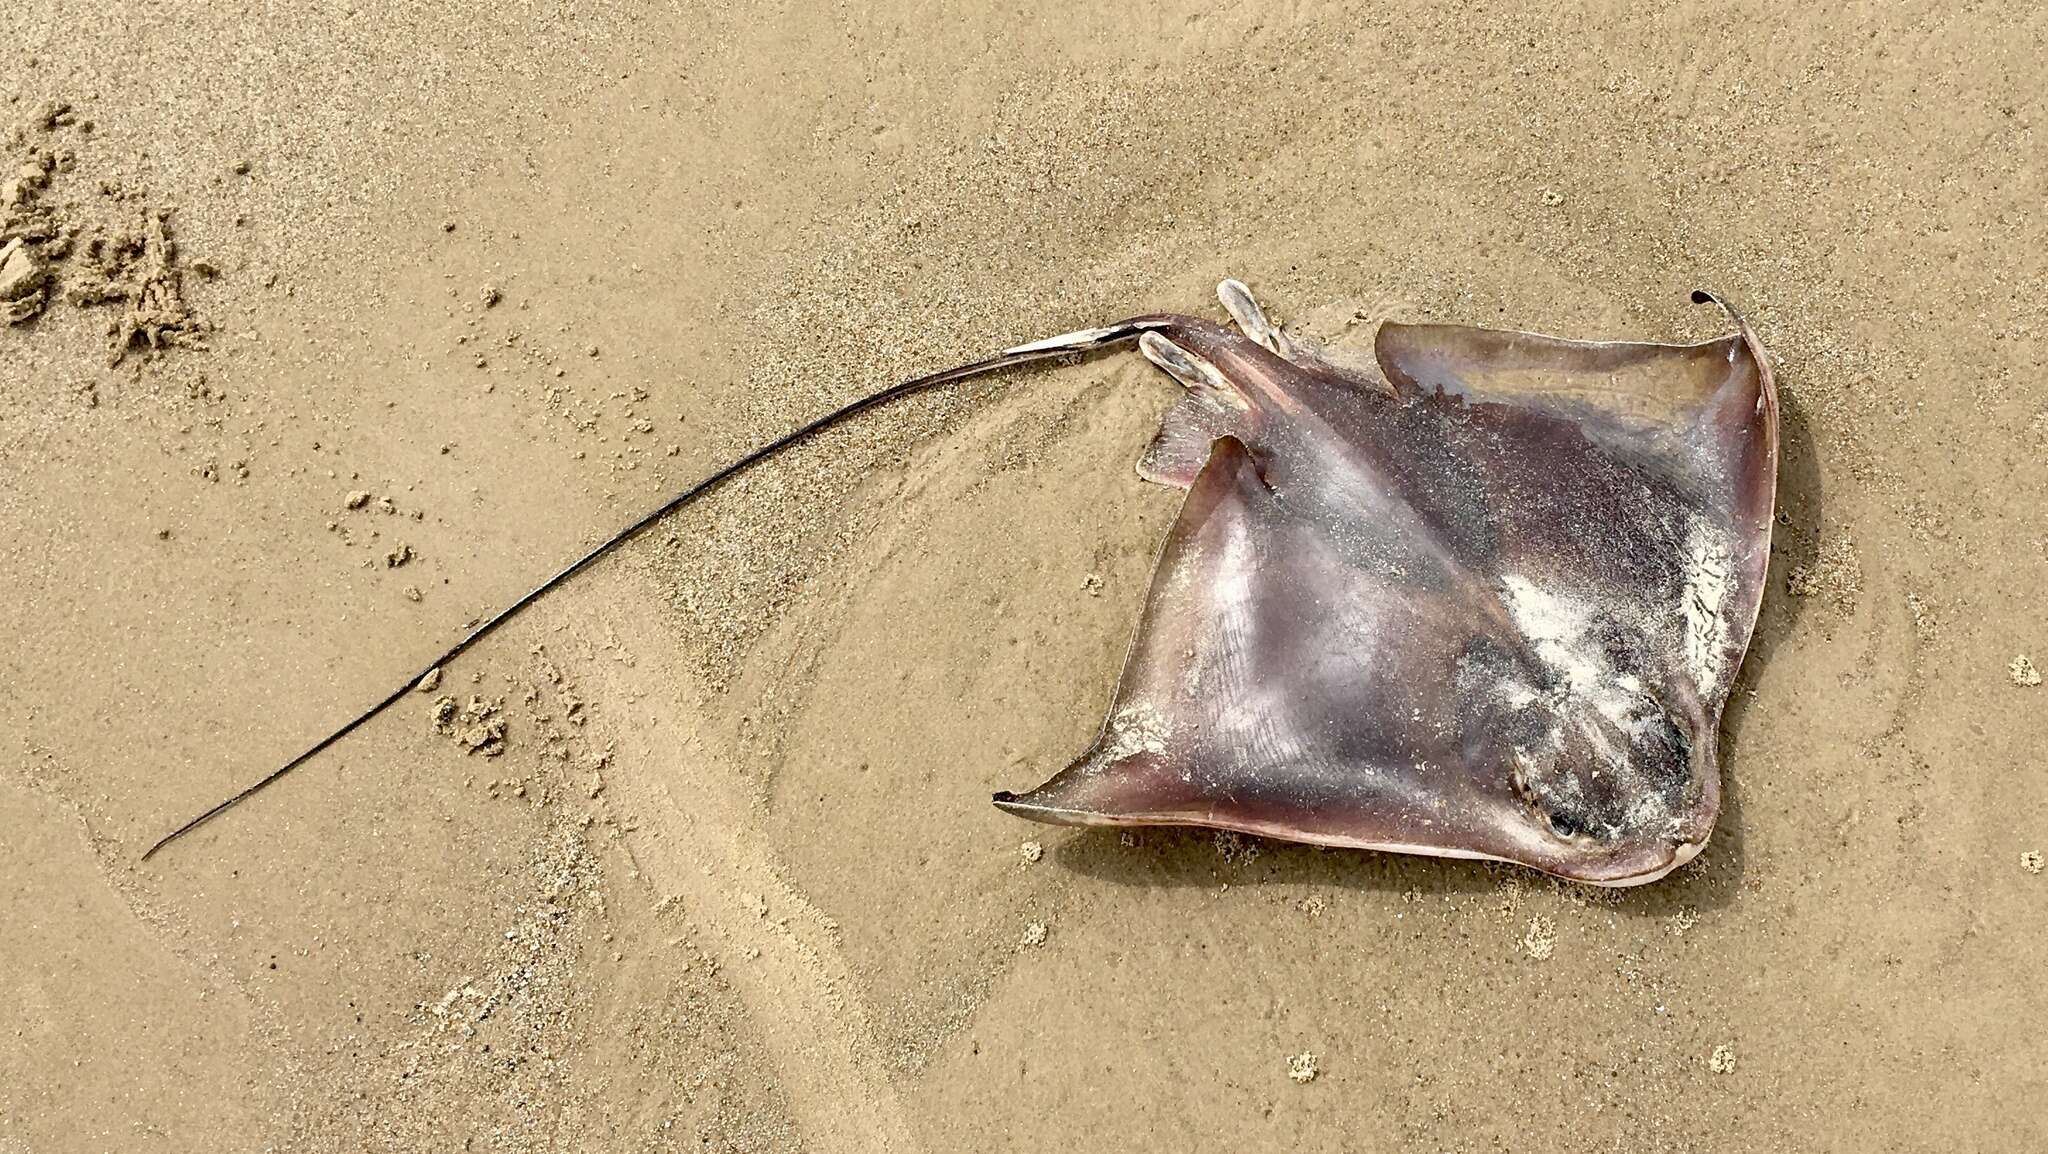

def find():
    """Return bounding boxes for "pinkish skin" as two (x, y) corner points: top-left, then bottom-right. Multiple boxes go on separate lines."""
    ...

(995, 285), (1778, 886)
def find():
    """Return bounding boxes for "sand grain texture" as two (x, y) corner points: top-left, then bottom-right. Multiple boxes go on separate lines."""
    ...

(4, 2), (2046, 1150)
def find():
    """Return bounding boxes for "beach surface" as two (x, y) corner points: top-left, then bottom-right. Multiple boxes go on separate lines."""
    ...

(3, 2), (2044, 1149)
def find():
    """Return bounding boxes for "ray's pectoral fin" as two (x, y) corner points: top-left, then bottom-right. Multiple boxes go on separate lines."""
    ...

(997, 434), (1269, 825)
(1373, 298), (1780, 703)
(1371, 298), (1776, 496)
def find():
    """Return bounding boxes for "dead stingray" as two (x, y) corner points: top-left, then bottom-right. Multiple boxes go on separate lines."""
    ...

(144, 280), (1776, 887)
(995, 282), (1778, 885)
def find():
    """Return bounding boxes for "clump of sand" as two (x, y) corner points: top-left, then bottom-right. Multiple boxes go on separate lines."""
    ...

(1906, 592), (1939, 641)
(0, 236), (49, 323)
(2009, 655), (2041, 687)
(1, 100), (210, 360)
(431, 694), (507, 757)
(1213, 829), (1260, 865)
(1708, 1044), (1738, 1074)
(1785, 537), (1861, 612)
(67, 210), (210, 363)
(1287, 1052), (1319, 1084)
(0, 102), (73, 324)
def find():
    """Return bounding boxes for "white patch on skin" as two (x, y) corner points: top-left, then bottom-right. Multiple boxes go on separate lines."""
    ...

(1192, 521), (1294, 765)
(1496, 575), (1673, 841)
(1207, 527), (1258, 616)
(1681, 523), (1736, 690)
(1498, 576), (1649, 744)
(1161, 541), (1202, 597)
(1098, 705), (1170, 763)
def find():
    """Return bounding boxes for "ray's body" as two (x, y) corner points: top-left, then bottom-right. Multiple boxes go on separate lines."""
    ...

(997, 284), (1777, 886)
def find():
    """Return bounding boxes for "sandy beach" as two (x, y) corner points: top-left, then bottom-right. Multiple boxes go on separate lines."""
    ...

(3, 2), (2044, 1149)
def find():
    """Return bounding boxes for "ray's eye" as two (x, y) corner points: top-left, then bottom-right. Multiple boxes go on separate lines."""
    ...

(1547, 809), (1586, 840)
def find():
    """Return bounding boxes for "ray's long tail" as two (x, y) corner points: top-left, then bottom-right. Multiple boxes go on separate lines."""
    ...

(141, 318), (1171, 862)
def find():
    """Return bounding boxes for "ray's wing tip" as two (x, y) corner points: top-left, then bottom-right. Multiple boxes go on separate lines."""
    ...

(991, 788), (1046, 813)
(1689, 287), (1738, 316)
(991, 789), (1077, 825)
(1689, 287), (1760, 344)
(994, 785), (1150, 829)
